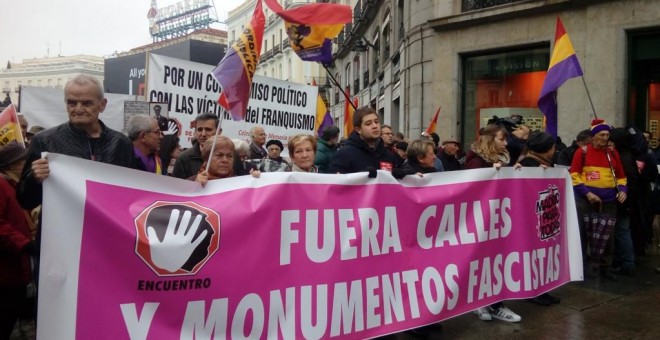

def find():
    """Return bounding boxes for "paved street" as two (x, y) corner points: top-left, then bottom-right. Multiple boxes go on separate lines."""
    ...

(384, 218), (660, 340)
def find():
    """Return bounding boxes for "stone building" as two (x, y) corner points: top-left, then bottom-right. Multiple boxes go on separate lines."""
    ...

(0, 55), (104, 108)
(328, 0), (660, 144)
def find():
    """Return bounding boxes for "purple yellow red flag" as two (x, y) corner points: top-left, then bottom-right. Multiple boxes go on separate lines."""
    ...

(343, 92), (357, 138)
(538, 17), (584, 137)
(312, 79), (333, 135)
(0, 104), (25, 147)
(263, 0), (351, 64)
(212, 0), (265, 121)
(424, 107), (441, 135)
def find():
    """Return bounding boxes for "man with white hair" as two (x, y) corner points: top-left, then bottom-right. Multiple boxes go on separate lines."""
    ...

(248, 126), (267, 160)
(18, 74), (136, 209)
(127, 114), (164, 174)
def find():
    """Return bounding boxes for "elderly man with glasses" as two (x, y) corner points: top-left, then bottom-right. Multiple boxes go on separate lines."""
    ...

(127, 114), (164, 174)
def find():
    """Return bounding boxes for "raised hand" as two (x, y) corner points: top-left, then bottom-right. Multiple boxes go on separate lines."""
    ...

(147, 209), (207, 272)
(163, 121), (179, 136)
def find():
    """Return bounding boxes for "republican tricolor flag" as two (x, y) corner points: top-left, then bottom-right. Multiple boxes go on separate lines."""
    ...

(343, 93), (357, 138)
(538, 17), (584, 137)
(0, 104), (25, 147)
(212, 0), (265, 121)
(424, 107), (441, 135)
(312, 79), (333, 135)
(263, 0), (351, 64)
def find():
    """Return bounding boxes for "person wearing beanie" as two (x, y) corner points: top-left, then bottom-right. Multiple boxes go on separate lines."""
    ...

(518, 132), (562, 306)
(569, 118), (627, 281)
(520, 131), (556, 168)
(258, 139), (291, 172)
(590, 118), (611, 136)
(0, 143), (34, 339)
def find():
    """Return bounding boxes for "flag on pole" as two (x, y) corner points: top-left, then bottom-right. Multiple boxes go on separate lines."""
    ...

(212, 0), (265, 121)
(312, 79), (333, 135)
(538, 17), (584, 137)
(424, 107), (441, 135)
(343, 93), (357, 138)
(263, 0), (351, 64)
(0, 104), (25, 147)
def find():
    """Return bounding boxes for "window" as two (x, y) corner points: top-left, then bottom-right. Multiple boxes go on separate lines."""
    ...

(287, 58), (292, 80)
(461, 46), (550, 144)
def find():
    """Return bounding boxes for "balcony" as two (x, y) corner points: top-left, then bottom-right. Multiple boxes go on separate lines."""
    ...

(353, 78), (360, 94)
(282, 38), (290, 50)
(462, 0), (524, 11)
(332, 0), (381, 60)
(353, 0), (362, 26)
(273, 43), (282, 56)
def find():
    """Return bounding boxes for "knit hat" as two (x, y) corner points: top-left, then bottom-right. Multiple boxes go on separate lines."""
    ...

(266, 139), (284, 151)
(0, 142), (28, 170)
(590, 119), (611, 136)
(526, 131), (555, 153)
(27, 126), (45, 135)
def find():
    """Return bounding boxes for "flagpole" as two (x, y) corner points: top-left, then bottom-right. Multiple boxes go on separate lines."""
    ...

(581, 76), (598, 119)
(322, 64), (357, 110)
(204, 112), (225, 173)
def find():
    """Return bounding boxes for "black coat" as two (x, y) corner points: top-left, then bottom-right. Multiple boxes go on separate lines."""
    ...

(17, 120), (137, 210)
(173, 143), (203, 180)
(329, 132), (398, 174)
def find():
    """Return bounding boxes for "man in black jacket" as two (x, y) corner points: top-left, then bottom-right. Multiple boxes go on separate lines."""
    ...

(329, 107), (397, 174)
(16, 74), (138, 297)
(555, 129), (592, 168)
(17, 74), (137, 209)
(172, 113), (219, 179)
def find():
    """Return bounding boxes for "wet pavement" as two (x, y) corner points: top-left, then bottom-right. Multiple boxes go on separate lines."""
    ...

(382, 217), (660, 340)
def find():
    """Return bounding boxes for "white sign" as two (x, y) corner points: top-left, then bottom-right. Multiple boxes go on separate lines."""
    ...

(146, 53), (318, 151)
(19, 86), (137, 132)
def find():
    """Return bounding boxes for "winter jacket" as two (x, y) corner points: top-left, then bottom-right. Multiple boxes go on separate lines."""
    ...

(0, 176), (32, 287)
(17, 120), (137, 210)
(329, 132), (398, 174)
(173, 143), (203, 179)
(314, 138), (336, 173)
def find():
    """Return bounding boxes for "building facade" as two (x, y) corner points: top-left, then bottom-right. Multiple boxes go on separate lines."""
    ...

(329, 0), (660, 145)
(0, 55), (104, 108)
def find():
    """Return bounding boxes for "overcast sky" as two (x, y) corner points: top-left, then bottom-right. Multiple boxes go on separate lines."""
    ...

(0, 0), (245, 65)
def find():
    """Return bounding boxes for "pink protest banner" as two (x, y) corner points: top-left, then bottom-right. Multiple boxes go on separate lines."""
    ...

(39, 154), (582, 339)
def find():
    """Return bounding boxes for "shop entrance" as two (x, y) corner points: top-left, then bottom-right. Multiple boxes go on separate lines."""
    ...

(628, 29), (660, 149)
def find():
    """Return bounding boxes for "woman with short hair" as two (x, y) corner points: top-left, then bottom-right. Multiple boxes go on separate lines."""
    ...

(288, 134), (318, 173)
(194, 136), (260, 186)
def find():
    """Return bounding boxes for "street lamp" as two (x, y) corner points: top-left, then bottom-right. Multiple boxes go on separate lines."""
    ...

(353, 37), (377, 52)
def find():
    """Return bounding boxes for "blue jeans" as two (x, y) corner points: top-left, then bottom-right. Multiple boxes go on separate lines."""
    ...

(613, 213), (635, 270)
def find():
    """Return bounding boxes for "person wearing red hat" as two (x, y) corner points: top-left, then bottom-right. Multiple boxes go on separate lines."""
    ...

(569, 119), (627, 280)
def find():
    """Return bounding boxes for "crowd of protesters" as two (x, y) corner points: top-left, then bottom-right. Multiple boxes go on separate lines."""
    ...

(2, 74), (660, 339)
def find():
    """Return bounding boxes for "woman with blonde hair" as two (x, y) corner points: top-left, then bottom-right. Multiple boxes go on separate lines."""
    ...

(288, 134), (318, 173)
(465, 124), (512, 169)
(464, 124), (522, 323)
